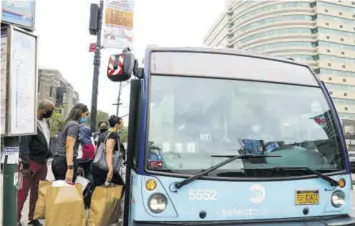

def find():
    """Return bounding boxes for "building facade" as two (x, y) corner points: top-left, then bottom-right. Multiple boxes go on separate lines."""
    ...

(204, 0), (355, 120)
(38, 68), (79, 117)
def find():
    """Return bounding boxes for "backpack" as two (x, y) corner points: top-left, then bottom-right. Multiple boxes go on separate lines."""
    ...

(77, 124), (95, 160)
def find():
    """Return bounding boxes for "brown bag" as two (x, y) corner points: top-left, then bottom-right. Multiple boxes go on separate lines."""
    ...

(45, 184), (86, 226)
(33, 180), (52, 220)
(88, 185), (123, 226)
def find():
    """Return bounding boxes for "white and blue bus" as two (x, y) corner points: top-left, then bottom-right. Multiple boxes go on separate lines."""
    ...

(109, 47), (355, 226)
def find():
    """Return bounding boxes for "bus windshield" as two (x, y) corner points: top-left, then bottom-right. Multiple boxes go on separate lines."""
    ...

(146, 75), (346, 176)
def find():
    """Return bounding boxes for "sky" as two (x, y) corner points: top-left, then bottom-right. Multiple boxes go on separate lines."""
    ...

(35, 0), (225, 123)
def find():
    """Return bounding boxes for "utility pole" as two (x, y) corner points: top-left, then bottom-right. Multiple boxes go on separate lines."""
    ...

(90, 0), (104, 132)
(112, 81), (131, 116)
(113, 82), (123, 116)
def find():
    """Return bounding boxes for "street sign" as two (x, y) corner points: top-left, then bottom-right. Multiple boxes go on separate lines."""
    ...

(89, 43), (96, 52)
(103, 0), (134, 49)
(2, 1), (36, 31)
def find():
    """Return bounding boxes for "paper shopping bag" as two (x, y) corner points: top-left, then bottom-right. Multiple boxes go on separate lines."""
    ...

(33, 180), (52, 219)
(88, 185), (123, 226)
(45, 183), (86, 226)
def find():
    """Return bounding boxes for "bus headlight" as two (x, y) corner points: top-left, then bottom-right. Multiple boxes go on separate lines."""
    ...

(331, 190), (345, 208)
(148, 193), (167, 213)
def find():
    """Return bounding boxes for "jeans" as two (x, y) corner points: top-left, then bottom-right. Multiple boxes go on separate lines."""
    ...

(17, 160), (48, 222)
(51, 155), (78, 182)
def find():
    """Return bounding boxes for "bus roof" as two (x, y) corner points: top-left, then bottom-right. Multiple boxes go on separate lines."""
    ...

(145, 46), (312, 68)
(145, 47), (320, 87)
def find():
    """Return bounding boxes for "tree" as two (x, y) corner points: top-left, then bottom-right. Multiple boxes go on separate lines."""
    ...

(120, 125), (128, 143)
(50, 110), (64, 137)
(86, 110), (110, 129)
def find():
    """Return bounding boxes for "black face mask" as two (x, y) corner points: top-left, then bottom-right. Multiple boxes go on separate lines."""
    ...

(100, 128), (108, 133)
(42, 110), (53, 118)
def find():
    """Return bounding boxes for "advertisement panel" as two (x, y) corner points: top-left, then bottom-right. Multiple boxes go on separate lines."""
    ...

(103, 0), (134, 49)
(1, 1), (36, 31)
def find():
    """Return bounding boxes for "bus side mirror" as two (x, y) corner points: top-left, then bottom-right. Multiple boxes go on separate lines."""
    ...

(107, 49), (135, 82)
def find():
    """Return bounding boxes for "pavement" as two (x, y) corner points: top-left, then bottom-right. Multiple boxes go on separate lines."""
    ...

(1, 169), (355, 225)
(0, 160), (122, 226)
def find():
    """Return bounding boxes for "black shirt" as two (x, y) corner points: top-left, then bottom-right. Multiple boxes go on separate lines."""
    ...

(97, 131), (120, 151)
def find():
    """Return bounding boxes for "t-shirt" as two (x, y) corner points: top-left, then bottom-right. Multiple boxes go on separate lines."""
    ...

(55, 120), (81, 157)
(38, 119), (50, 148)
(97, 131), (119, 152)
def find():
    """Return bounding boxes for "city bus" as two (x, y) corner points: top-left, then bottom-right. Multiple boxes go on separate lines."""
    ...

(108, 47), (355, 226)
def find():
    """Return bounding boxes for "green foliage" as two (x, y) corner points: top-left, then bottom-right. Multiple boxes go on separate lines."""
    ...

(120, 125), (128, 143)
(85, 110), (110, 129)
(49, 108), (64, 137)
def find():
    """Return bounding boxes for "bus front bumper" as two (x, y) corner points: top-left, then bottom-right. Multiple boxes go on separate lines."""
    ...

(133, 215), (355, 226)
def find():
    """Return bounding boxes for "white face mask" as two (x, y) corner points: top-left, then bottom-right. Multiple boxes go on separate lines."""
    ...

(252, 125), (261, 133)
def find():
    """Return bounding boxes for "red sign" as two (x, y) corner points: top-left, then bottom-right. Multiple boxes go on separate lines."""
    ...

(89, 43), (96, 52)
(314, 116), (326, 125)
(149, 160), (163, 168)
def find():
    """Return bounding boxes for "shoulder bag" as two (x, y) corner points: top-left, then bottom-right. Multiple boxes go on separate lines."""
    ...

(92, 131), (121, 174)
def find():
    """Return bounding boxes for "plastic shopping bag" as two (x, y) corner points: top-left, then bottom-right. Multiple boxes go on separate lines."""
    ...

(33, 180), (52, 219)
(45, 182), (86, 226)
(88, 185), (123, 226)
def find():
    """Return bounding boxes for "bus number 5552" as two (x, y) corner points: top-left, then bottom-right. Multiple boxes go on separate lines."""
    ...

(188, 189), (217, 201)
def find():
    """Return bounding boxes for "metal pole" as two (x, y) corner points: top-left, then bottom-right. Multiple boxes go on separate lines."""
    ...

(2, 136), (20, 226)
(116, 82), (122, 116)
(90, 0), (104, 132)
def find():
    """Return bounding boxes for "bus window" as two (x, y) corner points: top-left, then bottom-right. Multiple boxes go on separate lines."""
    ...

(146, 75), (345, 174)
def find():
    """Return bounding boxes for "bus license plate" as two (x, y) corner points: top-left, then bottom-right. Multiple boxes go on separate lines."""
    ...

(295, 190), (319, 205)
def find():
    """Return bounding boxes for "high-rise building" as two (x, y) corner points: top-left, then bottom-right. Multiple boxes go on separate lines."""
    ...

(204, 0), (355, 120)
(38, 68), (80, 118)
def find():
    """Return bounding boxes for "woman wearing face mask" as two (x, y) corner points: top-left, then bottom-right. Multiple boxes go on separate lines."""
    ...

(91, 115), (125, 187)
(93, 121), (109, 146)
(52, 103), (89, 184)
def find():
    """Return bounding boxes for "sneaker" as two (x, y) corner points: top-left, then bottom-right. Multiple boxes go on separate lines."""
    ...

(28, 219), (43, 226)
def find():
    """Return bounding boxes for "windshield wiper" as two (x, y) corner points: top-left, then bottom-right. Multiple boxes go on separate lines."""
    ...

(174, 153), (281, 190)
(266, 166), (339, 187)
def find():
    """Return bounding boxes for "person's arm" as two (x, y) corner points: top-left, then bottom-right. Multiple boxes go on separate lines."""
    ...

(105, 138), (115, 172)
(105, 133), (116, 182)
(65, 123), (80, 167)
(19, 136), (32, 169)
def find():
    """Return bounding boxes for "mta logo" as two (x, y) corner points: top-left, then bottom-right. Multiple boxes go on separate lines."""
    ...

(250, 184), (266, 204)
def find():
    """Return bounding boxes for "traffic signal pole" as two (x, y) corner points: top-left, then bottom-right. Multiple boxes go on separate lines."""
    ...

(90, 0), (104, 133)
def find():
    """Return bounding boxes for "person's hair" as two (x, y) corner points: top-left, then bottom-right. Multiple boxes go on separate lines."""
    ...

(38, 99), (54, 111)
(98, 121), (108, 127)
(60, 103), (88, 131)
(108, 115), (122, 128)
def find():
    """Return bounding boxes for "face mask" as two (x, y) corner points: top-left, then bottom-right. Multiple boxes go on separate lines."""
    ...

(42, 110), (53, 118)
(80, 116), (88, 124)
(100, 128), (108, 133)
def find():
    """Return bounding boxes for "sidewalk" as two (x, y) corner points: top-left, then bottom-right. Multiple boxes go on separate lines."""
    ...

(21, 160), (54, 225)
(20, 159), (124, 226)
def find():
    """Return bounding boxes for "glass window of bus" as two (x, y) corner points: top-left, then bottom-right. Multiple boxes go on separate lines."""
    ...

(146, 74), (346, 176)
